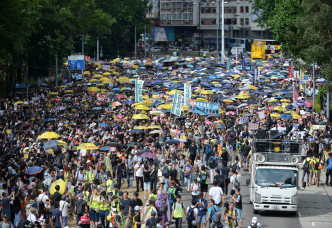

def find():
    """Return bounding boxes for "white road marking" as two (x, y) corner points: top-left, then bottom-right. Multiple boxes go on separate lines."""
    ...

(298, 212), (302, 217)
(312, 222), (316, 227)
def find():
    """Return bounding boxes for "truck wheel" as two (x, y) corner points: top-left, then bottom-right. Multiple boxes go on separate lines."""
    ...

(249, 200), (252, 204)
(253, 208), (259, 214)
(290, 211), (297, 217)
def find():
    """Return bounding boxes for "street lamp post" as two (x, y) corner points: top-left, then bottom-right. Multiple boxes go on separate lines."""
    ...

(221, 0), (225, 64)
(216, 1), (219, 64)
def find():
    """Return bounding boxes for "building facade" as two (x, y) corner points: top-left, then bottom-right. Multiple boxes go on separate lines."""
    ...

(149, 0), (271, 50)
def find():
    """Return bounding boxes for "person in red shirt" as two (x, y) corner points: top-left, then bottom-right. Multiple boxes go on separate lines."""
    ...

(78, 210), (90, 228)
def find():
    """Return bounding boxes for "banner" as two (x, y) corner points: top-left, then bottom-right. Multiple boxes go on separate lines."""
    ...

(171, 92), (183, 116)
(248, 123), (259, 130)
(183, 84), (191, 105)
(188, 99), (220, 116)
(135, 79), (144, 102)
(242, 59), (246, 71)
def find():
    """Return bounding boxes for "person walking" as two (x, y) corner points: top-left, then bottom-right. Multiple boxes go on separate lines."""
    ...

(197, 193), (208, 228)
(134, 161), (144, 193)
(232, 188), (244, 228)
(89, 187), (100, 228)
(99, 191), (110, 228)
(171, 195), (186, 228)
(224, 202), (238, 228)
(325, 152), (332, 186)
(183, 161), (192, 191)
(206, 199), (221, 228)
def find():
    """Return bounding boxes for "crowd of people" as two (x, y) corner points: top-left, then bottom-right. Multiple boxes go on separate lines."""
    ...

(0, 56), (331, 228)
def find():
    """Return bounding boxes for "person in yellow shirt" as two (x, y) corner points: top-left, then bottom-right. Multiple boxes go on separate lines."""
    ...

(89, 187), (101, 227)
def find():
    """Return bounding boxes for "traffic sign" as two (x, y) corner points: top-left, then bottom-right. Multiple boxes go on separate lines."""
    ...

(303, 75), (309, 81)
(68, 55), (85, 70)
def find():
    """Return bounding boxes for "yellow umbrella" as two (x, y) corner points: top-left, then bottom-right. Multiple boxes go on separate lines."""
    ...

(15, 101), (24, 105)
(48, 92), (58, 95)
(201, 90), (214, 95)
(196, 98), (208, 102)
(60, 85), (67, 88)
(93, 74), (103, 78)
(148, 125), (161, 129)
(246, 85), (257, 90)
(39, 132), (60, 139)
(78, 143), (99, 150)
(103, 72), (111, 76)
(64, 90), (73, 93)
(89, 79), (99, 83)
(132, 65), (139, 69)
(50, 179), (66, 195)
(134, 105), (150, 110)
(223, 99), (233, 103)
(134, 126), (147, 129)
(270, 113), (281, 119)
(87, 87), (100, 92)
(57, 140), (67, 146)
(292, 114), (302, 119)
(83, 71), (90, 75)
(96, 83), (104, 87)
(268, 99), (278, 103)
(132, 114), (150, 120)
(182, 105), (189, 111)
(280, 99), (290, 103)
(100, 77), (109, 81)
(273, 106), (285, 112)
(158, 104), (172, 109)
(236, 94), (250, 99)
(169, 90), (182, 95)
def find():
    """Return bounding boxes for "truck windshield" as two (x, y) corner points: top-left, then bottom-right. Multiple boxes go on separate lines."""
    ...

(256, 168), (298, 187)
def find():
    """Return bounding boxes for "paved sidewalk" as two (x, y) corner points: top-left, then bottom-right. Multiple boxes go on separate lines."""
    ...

(298, 170), (332, 228)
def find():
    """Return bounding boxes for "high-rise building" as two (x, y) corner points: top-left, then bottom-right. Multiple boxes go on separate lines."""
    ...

(148, 0), (270, 50)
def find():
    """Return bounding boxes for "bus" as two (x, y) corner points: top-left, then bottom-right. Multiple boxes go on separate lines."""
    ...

(251, 39), (281, 60)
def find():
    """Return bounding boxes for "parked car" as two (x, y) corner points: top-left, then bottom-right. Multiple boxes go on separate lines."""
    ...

(150, 47), (161, 53)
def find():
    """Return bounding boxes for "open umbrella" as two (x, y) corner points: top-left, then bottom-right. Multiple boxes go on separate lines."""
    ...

(137, 149), (152, 156)
(129, 129), (144, 134)
(78, 143), (99, 150)
(106, 141), (122, 147)
(100, 146), (111, 151)
(98, 123), (110, 128)
(280, 113), (293, 120)
(140, 152), (158, 159)
(44, 140), (60, 149)
(211, 121), (226, 129)
(127, 142), (144, 148)
(166, 139), (180, 145)
(25, 166), (44, 175)
(39, 132), (60, 139)
(50, 179), (66, 195)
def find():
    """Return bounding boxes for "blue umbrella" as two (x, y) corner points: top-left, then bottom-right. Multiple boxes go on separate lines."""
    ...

(123, 100), (134, 104)
(280, 113), (293, 120)
(44, 118), (56, 122)
(166, 139), (180, 145)
(44, 140), (59, 149)
(92, 107), (103, 110)
(286, 105), (296, 109)
(130, 129), (144, 134)
(100, 146), (111, 151)
(25, 166), (44, 175)
(98, 123), (110, 128)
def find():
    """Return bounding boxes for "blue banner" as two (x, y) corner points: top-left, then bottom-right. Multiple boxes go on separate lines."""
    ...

(68, 60), (84, 70)
(188, 100), (219, 116)
(242, 59), (246, 71)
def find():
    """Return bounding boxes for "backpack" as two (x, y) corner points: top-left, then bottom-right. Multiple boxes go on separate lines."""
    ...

(215, 175), (224, 188)
(212, 206), (221, 224)
(25, 201), (34, 216)
(205, 144), (212, 156)
(208, 157), (216, 169)
(167, 187), (177, 201)
(233, 176), (240, 189)
(183, 165), (191, 177)
(127, 160), (134, 174)
(302, 159), (310, 171)
(157, 198), (167, 214)
(186, 207), (195, 223)
(76, 200), (84, 215)
(38, 196), (46, 214)
(162, 166), (170, 178)
(327, 158), (332, 170)
(200, 171), (208, 185)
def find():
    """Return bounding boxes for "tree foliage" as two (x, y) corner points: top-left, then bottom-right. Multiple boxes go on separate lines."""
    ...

(0, 0), (148, 79)
(252, 0), (332, 81)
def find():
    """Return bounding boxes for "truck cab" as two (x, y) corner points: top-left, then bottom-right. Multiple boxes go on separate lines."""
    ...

(248, 135), (302, 216)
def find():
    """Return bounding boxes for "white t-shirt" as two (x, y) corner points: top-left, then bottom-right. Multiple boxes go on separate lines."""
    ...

(27, 213), (37, 223)
(59, 200), (70, 217)
(209, 186), (223, 204)
(134, 164), (144, 177)
(186, 206), (199, 216)
(230, 174), (241, 190)
(37, 193), (49, 208)
(191, 183), (200, 196)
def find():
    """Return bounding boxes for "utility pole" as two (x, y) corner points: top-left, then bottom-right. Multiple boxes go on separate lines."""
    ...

(97, 37), (100, 62)
(327, 90), (330, 121)
(221, 0), (225, 64)
(313, 63), (315, 107)
(134, 25), (137, 59)
(144, 25), (147, 58)
(25, 49), (28, 100)
(216, 0), (219, 64)
(82, 35), (84, 55)
(55, 55), (58, 87)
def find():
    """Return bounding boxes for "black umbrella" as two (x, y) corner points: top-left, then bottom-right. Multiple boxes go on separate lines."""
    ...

(127, 142), (144, 148)
(106, 141), (122, 147)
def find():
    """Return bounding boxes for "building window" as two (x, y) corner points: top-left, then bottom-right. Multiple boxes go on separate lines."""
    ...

(201, 19), (205, 25)
(161, 14), (166, 20)
(232, 18), (237, 25)
(240, 6), (244, 13)
(213, 7), (216, 13)
(177, 13), (182, 20)
(184, 13), (188, 20)
(245, 6), (249, 13)
(167, 14), (171, 20)
(245, 30), (249, 36)
(183, 2), (187, 8)
(240, 18), (244, 25)
(225, 18), (232, 25)
(245, 18), (249, 25)
(226, 7), (232, 13)
(172, 13), (176, 20)
(211, 18), (216, 24)
(201, 7), (204, 13)
(233, 7), (237, 13)
(206, 7), (211, 13)
(188, 13), (193, 20)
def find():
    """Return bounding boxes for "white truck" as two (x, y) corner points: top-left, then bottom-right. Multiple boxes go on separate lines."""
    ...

(247, 137), (302, 216)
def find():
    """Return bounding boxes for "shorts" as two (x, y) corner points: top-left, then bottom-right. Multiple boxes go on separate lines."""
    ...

(144, 182), (151, 190)
(242, 156), (247, 164)
(198, 214), (206, 224)
(201, 183), (208, 193)
(90, 209), (99, 222)
(235, 208), (242, 219)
